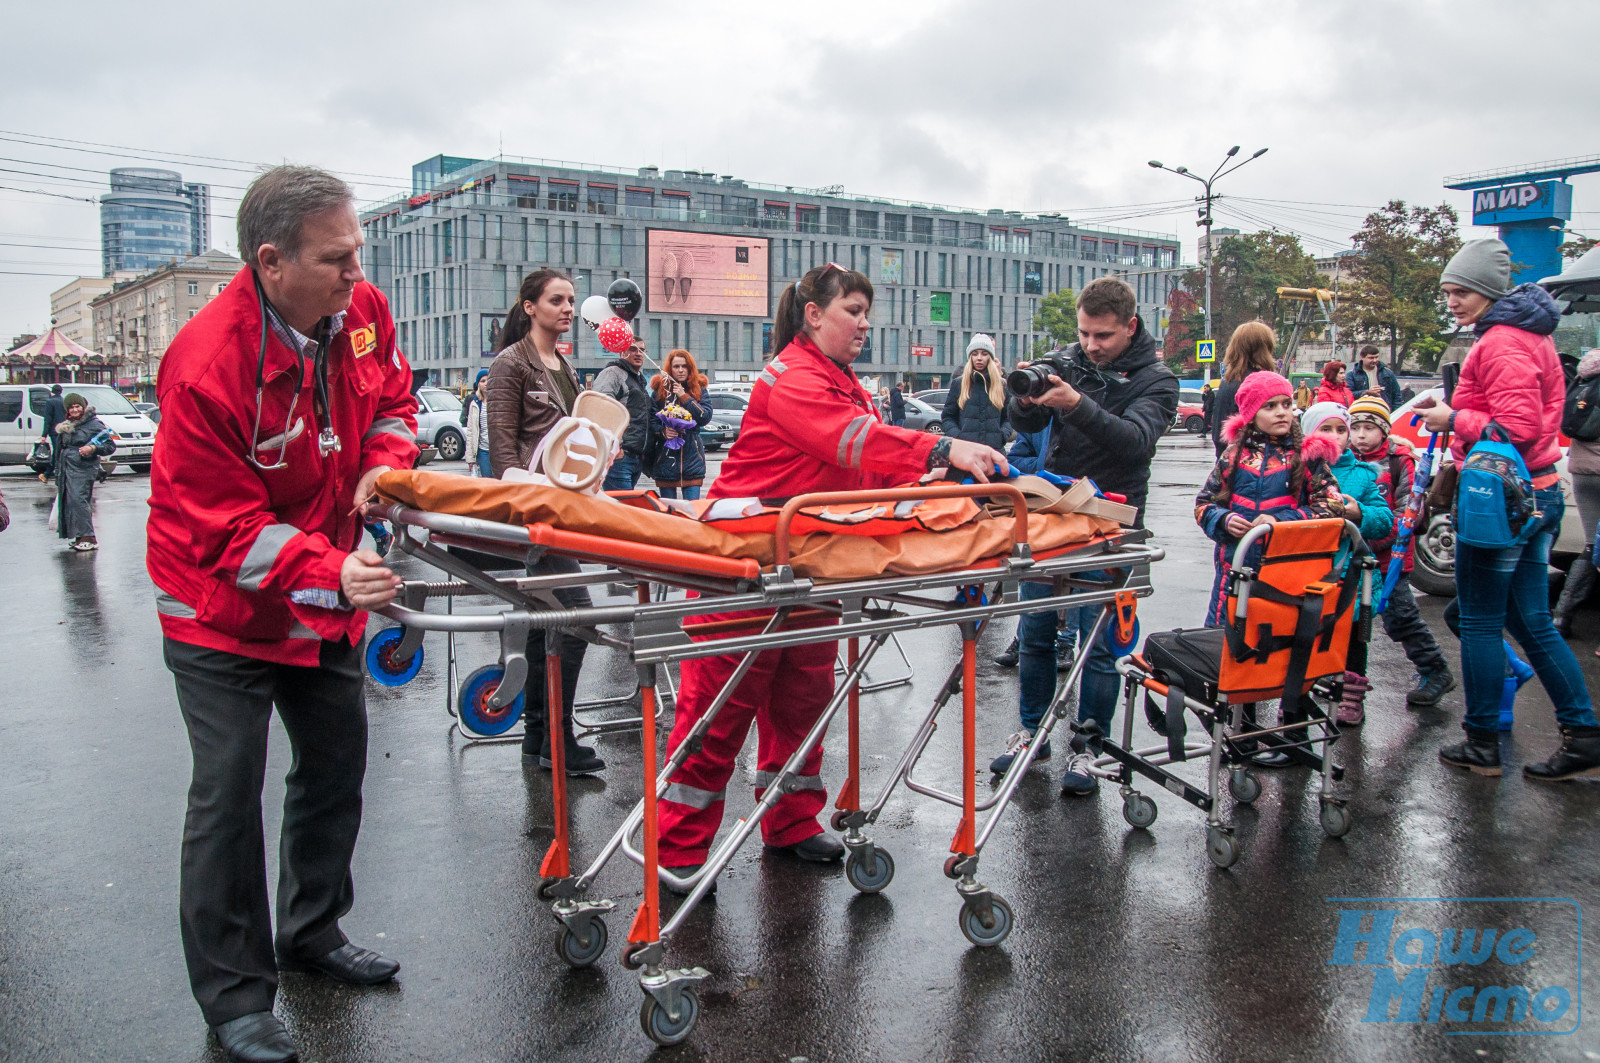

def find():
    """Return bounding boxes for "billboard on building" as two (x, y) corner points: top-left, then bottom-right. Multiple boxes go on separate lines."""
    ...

(880, 248), (904, 285)
(929, 291), (951, 323)
(645, 229), (771, 316)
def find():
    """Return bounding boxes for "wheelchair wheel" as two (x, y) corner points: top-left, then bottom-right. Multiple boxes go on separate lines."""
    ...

(1320, 801), (1352, 839)
(1122, 793), (1157, 829)
(365, 628), (423, 686)
(458, 664), (525, 736)
(1228, 769), (1261, 805)
(1206, 826), (1238, 869)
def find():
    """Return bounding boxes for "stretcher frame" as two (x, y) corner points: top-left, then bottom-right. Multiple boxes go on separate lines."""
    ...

(1088, 520), (1373, 869)
(364, 484), (1163, 1045)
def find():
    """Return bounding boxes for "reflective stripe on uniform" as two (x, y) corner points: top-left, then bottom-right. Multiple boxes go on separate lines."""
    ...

(362, 416), (416, 443)
(662, 782), (725, 810)
(757, 359), (790, 387)
(156, 592), (196, 618)
(835, 414), (873, 468)
(237, 524), (300, 591)
(754, 770), (825, 792)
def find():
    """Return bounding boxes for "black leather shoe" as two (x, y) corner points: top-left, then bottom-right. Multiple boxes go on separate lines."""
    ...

(994, 637), (1020, 668)
(774, 832), (845, 863)
(1440, 727), (1503, 777)
(538, 740), (606, 775)
(277, 942), (399, 985)
(212, 1012), (298, 1063)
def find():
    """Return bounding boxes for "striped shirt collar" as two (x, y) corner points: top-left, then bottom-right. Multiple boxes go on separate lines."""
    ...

(268, 309), (347, 359)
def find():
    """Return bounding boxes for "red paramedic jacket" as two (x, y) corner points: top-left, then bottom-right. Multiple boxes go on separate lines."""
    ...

(147, 270), (419, 666)
(711, 334), (936, 500)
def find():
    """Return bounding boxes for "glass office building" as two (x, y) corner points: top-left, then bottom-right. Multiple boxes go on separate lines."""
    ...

(101, 169), (211, 276)
(361, 155), (1184, 389)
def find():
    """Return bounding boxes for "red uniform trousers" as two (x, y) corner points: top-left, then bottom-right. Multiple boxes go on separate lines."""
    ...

(658, 612), (837, 867)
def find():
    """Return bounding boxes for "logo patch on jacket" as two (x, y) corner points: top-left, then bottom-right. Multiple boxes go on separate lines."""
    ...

(349, 325), (377, 358)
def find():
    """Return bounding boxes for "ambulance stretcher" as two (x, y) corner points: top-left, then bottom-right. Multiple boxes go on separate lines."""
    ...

(360, 473), (1162, 1046)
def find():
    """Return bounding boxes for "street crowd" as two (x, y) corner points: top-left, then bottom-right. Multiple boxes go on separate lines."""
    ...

(17, 165), (1593, 1063)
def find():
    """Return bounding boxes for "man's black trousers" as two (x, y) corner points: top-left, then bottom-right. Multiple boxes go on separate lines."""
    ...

(165, 636), (368, 1026)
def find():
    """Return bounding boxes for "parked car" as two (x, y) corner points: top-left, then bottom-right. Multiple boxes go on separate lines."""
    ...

(0, 383), (158, 473)
(1389, 387), (1584, 597)
(413, 386), (467, 461)
(902, 396), (944, 434)
(702, 389), (747, 451)
(913, 388), (946, 407)
(132, 401), (161, 424)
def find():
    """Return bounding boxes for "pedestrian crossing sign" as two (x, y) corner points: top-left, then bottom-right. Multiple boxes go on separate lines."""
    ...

(1196, 339), (1215, 362)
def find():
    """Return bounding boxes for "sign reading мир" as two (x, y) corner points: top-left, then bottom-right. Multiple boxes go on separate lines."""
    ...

(1470, 180), (1573, 226)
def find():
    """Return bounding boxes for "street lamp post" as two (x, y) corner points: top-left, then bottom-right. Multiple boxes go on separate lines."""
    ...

(1148, 146), (1269, 384)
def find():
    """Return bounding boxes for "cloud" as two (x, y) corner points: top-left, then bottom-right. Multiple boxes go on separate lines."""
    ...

(2, 0), (1599, 339)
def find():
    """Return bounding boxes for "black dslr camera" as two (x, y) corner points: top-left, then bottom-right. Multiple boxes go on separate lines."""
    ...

(1007, 356), (1089, 399)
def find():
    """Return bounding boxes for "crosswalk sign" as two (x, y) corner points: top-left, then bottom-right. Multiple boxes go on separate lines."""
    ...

(1196, 339), (1215, 363)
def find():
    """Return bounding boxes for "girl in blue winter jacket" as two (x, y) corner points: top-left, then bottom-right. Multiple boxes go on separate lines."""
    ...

(1194, 372), (1342, 627)
(1301, 401), (1393, 726)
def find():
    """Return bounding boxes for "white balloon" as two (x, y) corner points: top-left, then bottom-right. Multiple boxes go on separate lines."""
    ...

(580, 295), (616, 331)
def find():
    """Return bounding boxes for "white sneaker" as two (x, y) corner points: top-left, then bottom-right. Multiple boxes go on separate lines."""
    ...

(989, 729), (1051, 774)
(1059, 750), (1099, 796)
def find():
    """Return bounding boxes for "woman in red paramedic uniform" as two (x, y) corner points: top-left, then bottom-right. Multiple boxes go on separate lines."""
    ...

(658, 263), (1010, 883)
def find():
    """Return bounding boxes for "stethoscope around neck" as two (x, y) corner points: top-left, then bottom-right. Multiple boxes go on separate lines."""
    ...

(248, 272), (341, 470)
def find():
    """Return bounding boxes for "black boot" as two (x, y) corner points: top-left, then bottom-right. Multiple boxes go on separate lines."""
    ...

(1439, 726), (1502, 776)
(1524, 725), (1600, 782)
(540, 735), (606, 775)
(994, 637), (1020, 668)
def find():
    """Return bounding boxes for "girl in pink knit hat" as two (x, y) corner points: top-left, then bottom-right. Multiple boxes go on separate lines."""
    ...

(1194, 371), (1343, 627)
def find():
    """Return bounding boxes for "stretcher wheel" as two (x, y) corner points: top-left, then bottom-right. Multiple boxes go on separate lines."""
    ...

(845, 848), (894, 894)
(365, 628), (423, 686)
(554, 914), (608, 968)
(829, 810), (851, 832)
(641, 989), (700, 1046)
(537, 877), (561, 901)
(457, 664), (525, 736)
(959, 895), (1014, 948)
(1228, 769), (1262, 805)
(943, 855), (964, 880)
(1319, 801), (1352, 839)
(1107, 616), (1140, 656)
(1206, 827), (1238, 869)
(1121, 794), (1157, 829)
(620, 942), (648, 971)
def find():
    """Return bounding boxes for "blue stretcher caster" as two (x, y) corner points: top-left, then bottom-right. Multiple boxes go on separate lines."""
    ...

(458, 664), (525, 736)
(366, 627), (423, 686)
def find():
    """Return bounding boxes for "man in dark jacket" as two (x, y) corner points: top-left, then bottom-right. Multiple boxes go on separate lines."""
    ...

(40, 384), (66, 482)
(1346, 344), (1402, 409)
(1004, 277), (1179, 796)
(590, 337), (652, 490)
(889, 382), (906, 426)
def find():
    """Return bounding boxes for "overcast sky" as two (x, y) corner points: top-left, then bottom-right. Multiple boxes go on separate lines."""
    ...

(4, 0), (1600, 343)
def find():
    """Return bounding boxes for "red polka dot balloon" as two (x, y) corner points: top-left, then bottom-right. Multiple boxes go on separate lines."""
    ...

(598, 316), (636, 354)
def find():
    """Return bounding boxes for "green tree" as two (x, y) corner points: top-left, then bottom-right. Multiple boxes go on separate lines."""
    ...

(1030, 288), (1078, 354)
(1174, 231), (1322, 355)
(1562, 234), (1599, 261)
(1336, 201), (1461, 372)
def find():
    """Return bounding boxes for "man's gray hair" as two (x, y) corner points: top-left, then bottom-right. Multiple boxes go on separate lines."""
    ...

(236, 165), (354, 268)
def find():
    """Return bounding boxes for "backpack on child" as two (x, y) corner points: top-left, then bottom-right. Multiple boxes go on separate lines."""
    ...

(1454, 422), (1537, 550)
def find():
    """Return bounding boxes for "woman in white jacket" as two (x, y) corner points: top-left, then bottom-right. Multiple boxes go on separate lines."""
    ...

(464, 370), (490, 475)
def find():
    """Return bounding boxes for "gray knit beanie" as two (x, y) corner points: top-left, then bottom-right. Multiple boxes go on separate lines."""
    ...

(1440, 238), (1511, 300)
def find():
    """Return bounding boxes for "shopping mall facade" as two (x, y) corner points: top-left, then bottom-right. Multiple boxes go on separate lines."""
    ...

(359, 154), (1184, 390)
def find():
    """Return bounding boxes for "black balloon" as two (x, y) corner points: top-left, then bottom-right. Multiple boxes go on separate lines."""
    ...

(607, 277), (643, 322)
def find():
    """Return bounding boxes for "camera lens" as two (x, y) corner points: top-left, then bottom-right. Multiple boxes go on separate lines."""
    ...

(1006, 365), (1050, 398)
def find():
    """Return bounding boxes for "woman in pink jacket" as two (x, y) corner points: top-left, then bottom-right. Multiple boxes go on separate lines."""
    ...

(1416, 238), (1598, 781)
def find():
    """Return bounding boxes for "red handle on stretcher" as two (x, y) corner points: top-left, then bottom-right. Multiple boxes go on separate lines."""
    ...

(525, 522), (762, 580)
(773, 483), (1031, 567)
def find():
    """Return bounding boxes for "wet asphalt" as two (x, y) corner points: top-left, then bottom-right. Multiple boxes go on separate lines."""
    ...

(1, 434), (1598, 1062)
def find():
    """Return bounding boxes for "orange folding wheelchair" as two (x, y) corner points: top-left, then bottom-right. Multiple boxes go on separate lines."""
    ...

(1076, 518), (1375, 868)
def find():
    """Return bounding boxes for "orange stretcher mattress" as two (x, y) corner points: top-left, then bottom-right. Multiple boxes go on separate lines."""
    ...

(375, 470), (1120, 581)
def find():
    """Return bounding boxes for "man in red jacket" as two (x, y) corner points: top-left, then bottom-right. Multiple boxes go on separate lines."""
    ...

(148, 166), (418, 1063)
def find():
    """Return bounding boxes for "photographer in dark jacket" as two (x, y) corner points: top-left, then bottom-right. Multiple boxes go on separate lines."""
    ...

(1004, 277), (1179, 796)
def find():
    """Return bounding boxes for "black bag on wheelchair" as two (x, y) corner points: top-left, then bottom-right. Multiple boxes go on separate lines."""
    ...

(1139, 627), (1224, 758)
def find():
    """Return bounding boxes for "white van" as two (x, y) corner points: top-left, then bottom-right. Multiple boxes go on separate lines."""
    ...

(0, 384), (159, 473)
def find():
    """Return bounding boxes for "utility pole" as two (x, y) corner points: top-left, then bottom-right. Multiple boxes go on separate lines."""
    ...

(1149, 146), (1269, 384)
